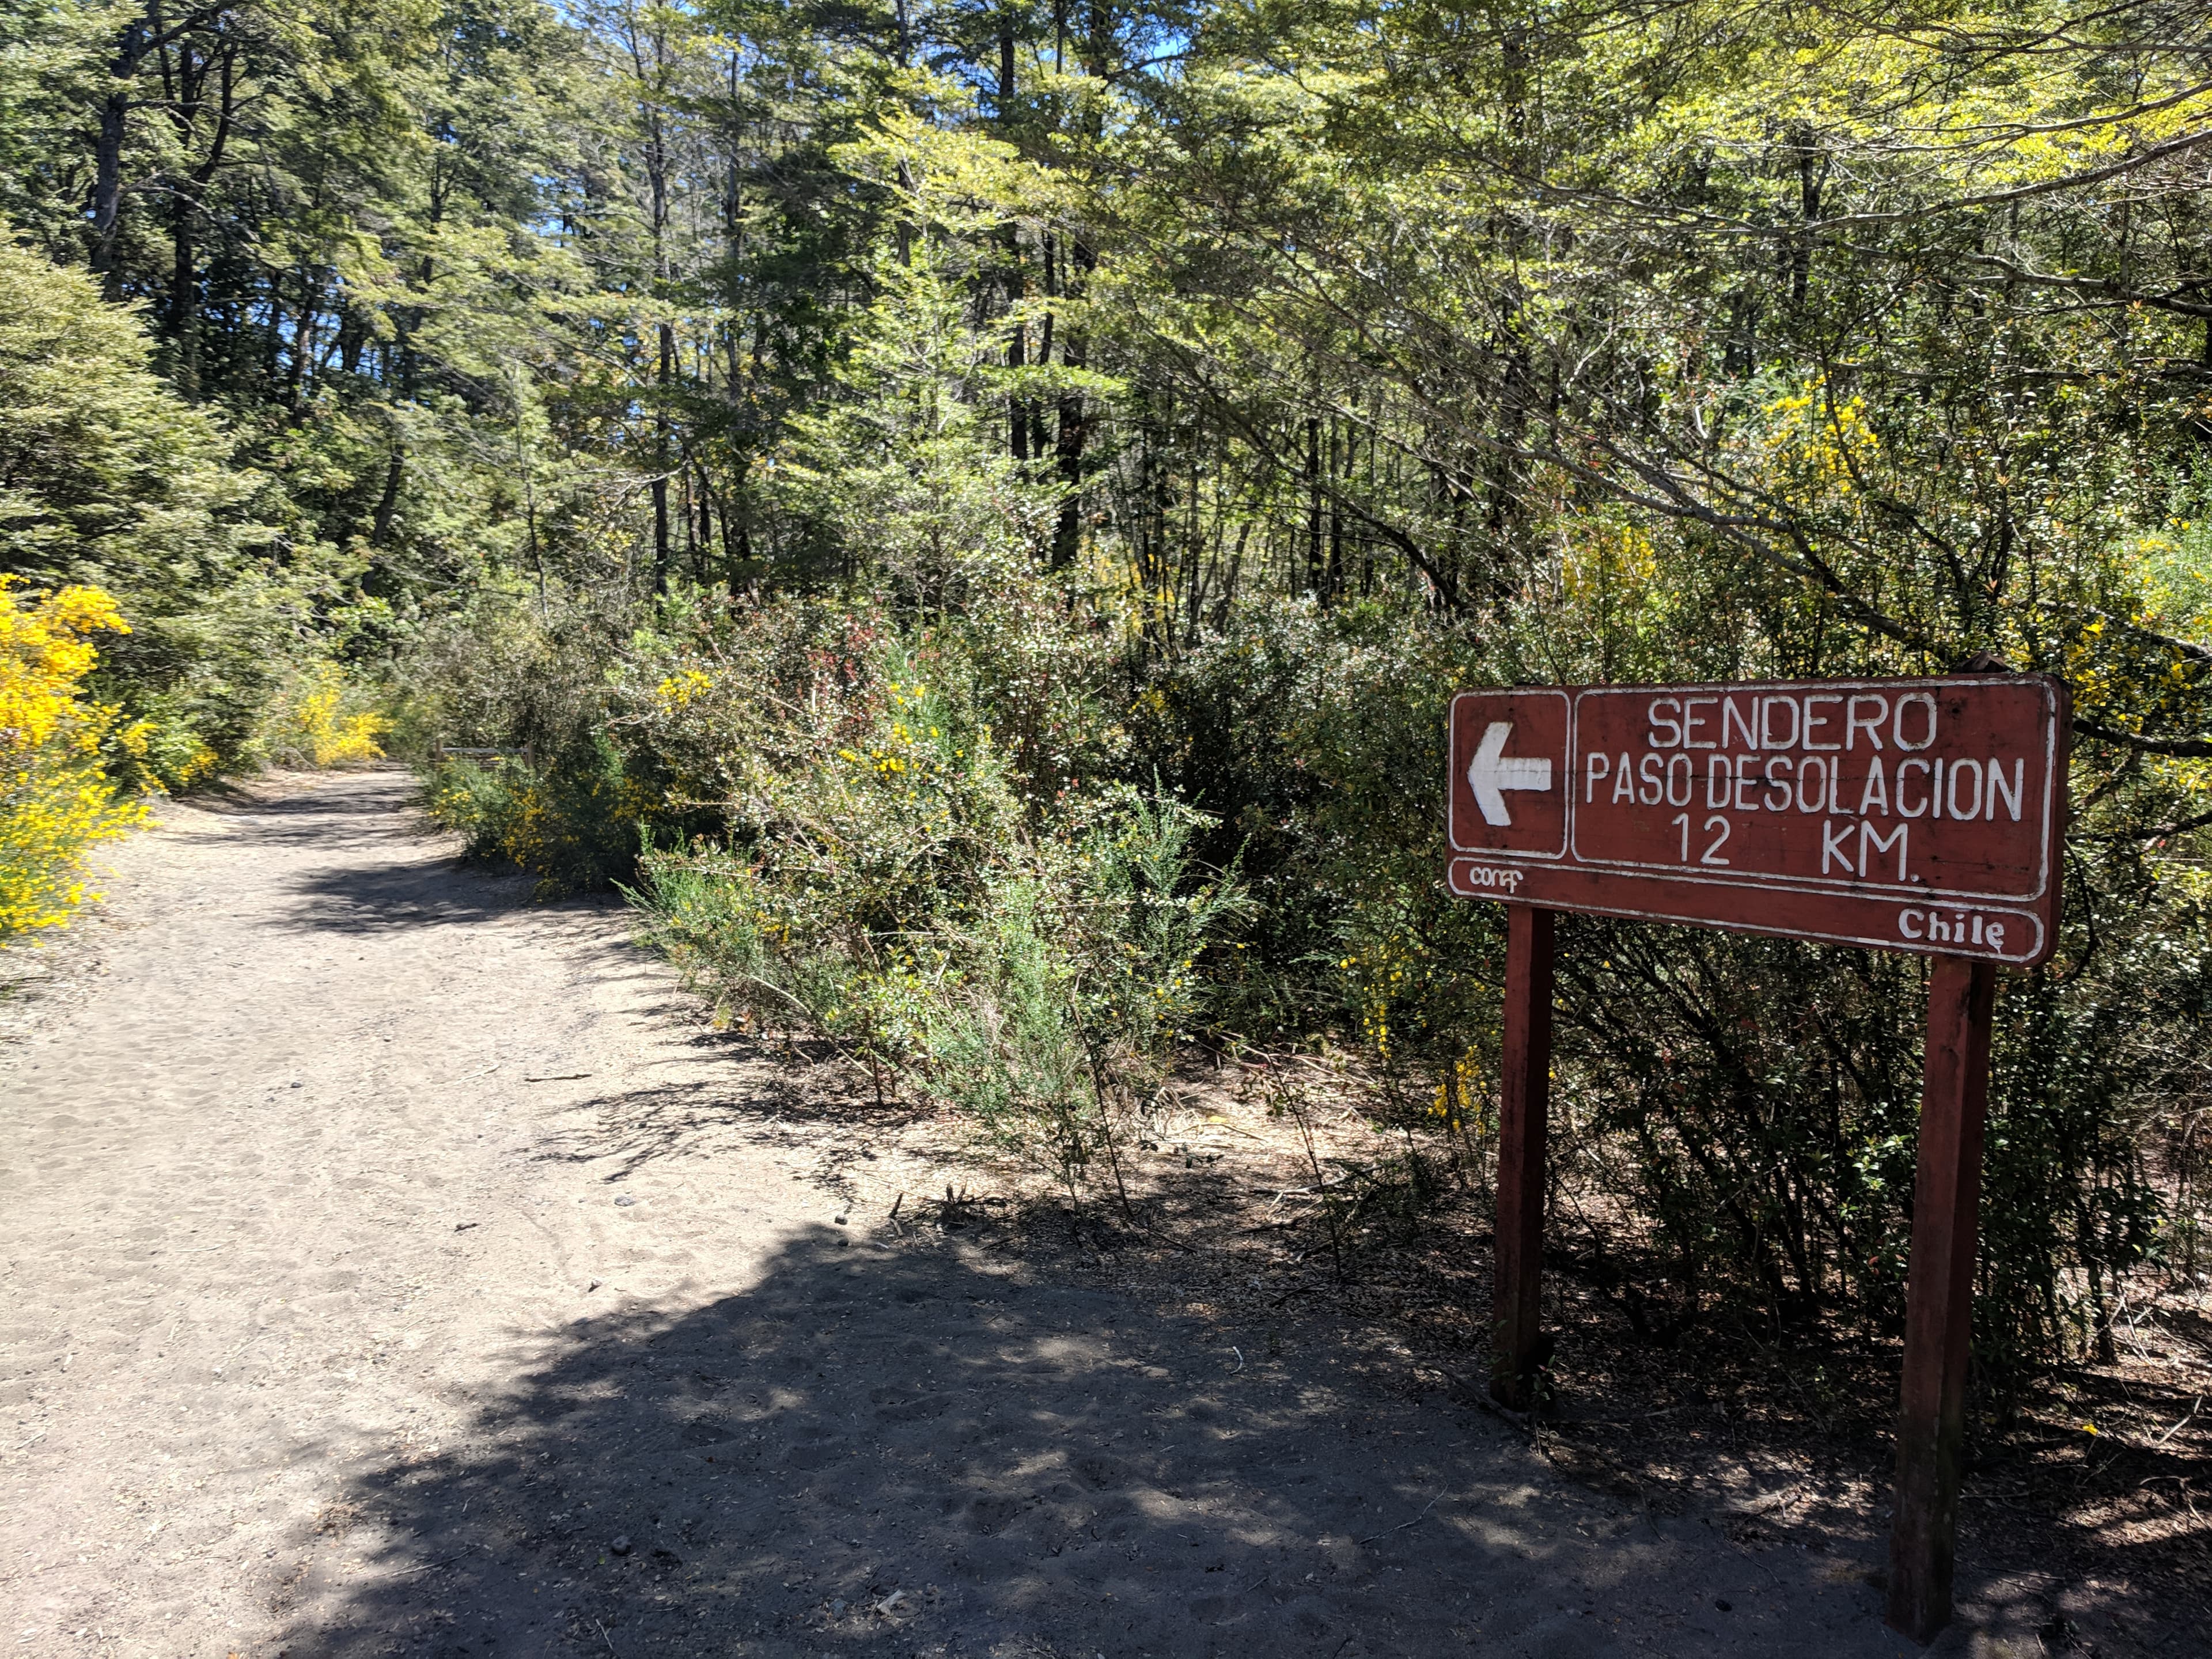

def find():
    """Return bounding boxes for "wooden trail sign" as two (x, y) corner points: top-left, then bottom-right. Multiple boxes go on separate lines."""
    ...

(1448, 677), (2067, 964)
(1449, 675), (2069, 1646)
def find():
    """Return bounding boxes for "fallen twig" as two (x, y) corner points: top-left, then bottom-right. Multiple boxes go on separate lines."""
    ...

(1357, 1494), (1438, 1546)
(2153, 1396), (2203, 1448)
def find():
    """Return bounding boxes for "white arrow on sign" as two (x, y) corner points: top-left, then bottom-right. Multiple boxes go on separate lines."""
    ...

(1467, 721), (1553, 827)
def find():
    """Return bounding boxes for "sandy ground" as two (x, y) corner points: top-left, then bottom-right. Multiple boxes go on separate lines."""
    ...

(0, 771), (2149, 1658)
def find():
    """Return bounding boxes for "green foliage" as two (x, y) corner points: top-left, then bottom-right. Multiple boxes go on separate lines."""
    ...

(619, 594), (1245, 1194)
(0, 237), (247, 590)
(6, 0), (2209, 1405)
(0, 232), (362, 779)
(423, 740), (658, 895)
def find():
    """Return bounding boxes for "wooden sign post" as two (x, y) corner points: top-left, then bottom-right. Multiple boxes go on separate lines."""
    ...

(1446, 676), (2069, 1645)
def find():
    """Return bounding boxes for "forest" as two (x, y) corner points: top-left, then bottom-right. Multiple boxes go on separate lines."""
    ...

(4, 0), (2211, 1415)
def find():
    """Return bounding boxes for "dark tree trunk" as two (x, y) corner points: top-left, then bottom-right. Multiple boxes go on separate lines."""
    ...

(653, 320), (675, 591)
(1050, 242), (1093, 569)
(91, 16), (151, 293)
(168, 219), (198, 397)
(371, 446), (404, 546)
(1305, 416), (1322, 594)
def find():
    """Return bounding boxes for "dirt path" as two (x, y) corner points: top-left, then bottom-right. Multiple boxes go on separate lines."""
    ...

(0, 772), (2079, 1657)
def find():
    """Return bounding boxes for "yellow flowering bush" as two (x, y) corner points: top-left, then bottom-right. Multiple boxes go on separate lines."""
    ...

(0, 581), (150, 939)
(424, 738), (672, 898)
(259, 662), (389, 768)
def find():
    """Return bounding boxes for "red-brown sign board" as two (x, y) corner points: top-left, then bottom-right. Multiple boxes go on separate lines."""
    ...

(1446, 677), (2069, 964)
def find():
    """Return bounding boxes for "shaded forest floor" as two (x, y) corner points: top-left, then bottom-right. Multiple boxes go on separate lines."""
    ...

(0, 771), (2199, 1658)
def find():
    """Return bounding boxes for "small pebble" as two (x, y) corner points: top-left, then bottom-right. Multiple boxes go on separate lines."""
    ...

(613, 1195), (636, 1207)
(1714, 1598), (1732, 1612)
(831, 1600), (846, 1616)
(610, 1535), (632, 1556)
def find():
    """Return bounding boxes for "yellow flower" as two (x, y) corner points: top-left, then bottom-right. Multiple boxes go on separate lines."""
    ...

(0, 580), (147, 938)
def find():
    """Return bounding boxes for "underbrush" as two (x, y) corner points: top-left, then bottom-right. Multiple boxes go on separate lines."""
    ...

(623, 605), (1248, 1196)
(0, 581), (150, 940)
(389, 578), (2212, 1418)
(423, 741), (661, 897)
(255, 661), (390, 770)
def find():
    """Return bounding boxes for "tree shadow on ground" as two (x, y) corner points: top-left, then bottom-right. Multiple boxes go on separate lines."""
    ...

(279, 855), (539, 934)
(533, 1028), (957, 1189)
(185, 770), (427, 846)
(274, 1229), (1944, 1659)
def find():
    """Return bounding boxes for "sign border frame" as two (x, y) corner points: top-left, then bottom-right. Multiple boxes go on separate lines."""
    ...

(1444, 672), (2071, 968)
(1444, 687), (1572, 861)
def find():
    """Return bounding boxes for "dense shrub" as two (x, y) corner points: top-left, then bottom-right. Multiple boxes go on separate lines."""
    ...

(0, 581), (148, 940)
(609, 594), (1247, 1194)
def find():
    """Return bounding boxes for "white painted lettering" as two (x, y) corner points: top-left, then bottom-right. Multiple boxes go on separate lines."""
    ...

(1899, 909), (1926, 941)
(1986, 757), (2022, 821)
(1665, 753), (1693, 807)
(1733, 759), (1762, 812)
(1585, 750), (1610, 803)
(1460, 863), (1527, 893)
(1763, 755), (1794, 810)
(1701, 815), (1732, 865)
(1683, 696), (1718, 750)
(1846, 694), (1888, 751)
(1986, 921), (2005, 950)
(1896, 757), (1931, 817)
(1797, 755), (1828, 813)
(1647, 697), (1683, 748)
(1612, 752), (1637, 804)
(1638, 752), (1664, 805)
(1802, 694), (1843, 751)
(1707, 754), (1732, 809)
(1858, 756), (1889, 817)
(1893, 692), (1937, 751)
(1722, 697), (1759, 751)
(1760, 695), (1801, 751)
(1932, 758), (1945, 819)
(1861, 821), (1908, 881)
(1946, 757), (1983, 820)
(1822, 819), (1856, 874)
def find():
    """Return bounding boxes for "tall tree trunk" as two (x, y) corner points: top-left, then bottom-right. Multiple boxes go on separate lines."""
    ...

(1326, 418), (1343, 602)
(286, 269), (321, 408)
(168, 218), (198, 397)
(1001, 12), (1028, 461)
(1305, 416), (1323, 594)
(173, 39), (234, 400)
(91, 16), (150, 293)
(626, 5), (676, 593)
(653, 320), (675, 591)
(1050, 238), (1093, 569)
(371, 446), (404, 546)
(1009, 300), (1028, 461)
(1034, 235), (1054, 460)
